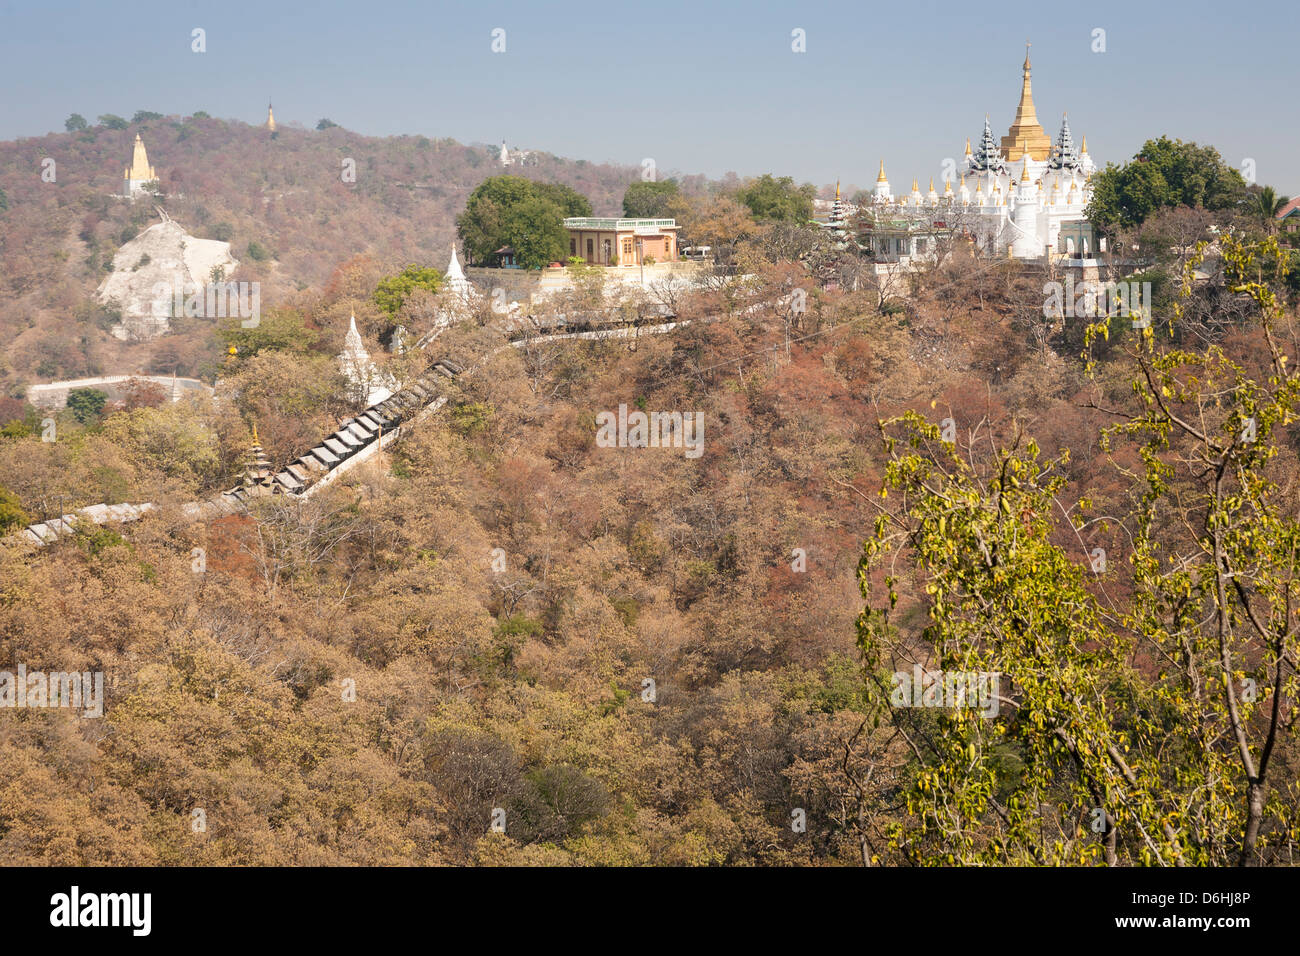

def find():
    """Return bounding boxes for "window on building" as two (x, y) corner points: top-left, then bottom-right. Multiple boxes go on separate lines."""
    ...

(570, 238), (576, 256)
(586, 238), (593, 259)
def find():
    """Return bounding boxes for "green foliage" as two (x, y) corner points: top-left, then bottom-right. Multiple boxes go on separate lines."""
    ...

(531, 182), (592, 218)
(98, 114), (129, 130)
(509, 196), (571, 269)
(245, 240), (270, 261)
(1086, 136), (1247, 230)
(0, 485), (29, 533)
(1248, 185), (1290, 225)
(72, 519), (129, 557)
(456, 176), (585, 269)
(737, 174), (817, 223)
(860, 235), (1298, 865)
(131, 111), (163, 123)
(316, 118), (340, 131)
(191, 110), (211, 119)
(66, 388), (107, 425)
(64, 114), (88, 132)
(209, 222), (233, 242)
(449, 401), (493, 436)
(623, 179), (680, 218)
(373, 264), (444, 317)
(217, 307), (318, 359)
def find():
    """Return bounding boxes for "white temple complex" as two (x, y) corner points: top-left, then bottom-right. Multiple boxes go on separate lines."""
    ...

(860, 45), (1100, 262)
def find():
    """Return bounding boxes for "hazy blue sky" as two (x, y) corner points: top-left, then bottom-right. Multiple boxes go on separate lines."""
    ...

(2, 0), (1296, 193)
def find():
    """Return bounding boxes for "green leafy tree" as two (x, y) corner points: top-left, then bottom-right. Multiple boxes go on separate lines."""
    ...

(316, 118), (340, 131)
(623, 179), (680, 218)
(530, 182), (592, 218)
(131, 110), (163, 123)
(1248, 186), (1290, 232)
(98, 114), (129, 130)
(64, 114), (88, 132)
(1086, 136), (1248, 231)
(737, 174), (817, 223)
(457, 176), (585, 267)
(373, 264), (444, 316)
(218, 307), (319, 360)
(858, 234), (1298, 865)
(65, 388), (108, 425)
(191, 110), (211, 119)
(0, 485), (29, 534)
(508, 196), (570, 269)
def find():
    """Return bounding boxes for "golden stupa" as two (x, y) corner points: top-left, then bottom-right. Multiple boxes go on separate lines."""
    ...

(1000, 43), (1052, 162)
(123, 134), (156, 183)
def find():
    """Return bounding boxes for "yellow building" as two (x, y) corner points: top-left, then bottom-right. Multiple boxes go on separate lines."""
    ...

(563, 218), (679, 266)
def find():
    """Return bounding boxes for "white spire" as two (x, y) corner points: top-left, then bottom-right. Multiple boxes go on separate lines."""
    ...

(344, 312), (364, 351)
(446, 243), (466, 283)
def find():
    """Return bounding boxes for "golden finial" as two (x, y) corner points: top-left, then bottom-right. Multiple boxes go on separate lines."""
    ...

(964, 137), (972, 156)
(835, 179), (840, 200)
(928, 177), (934, 192)
(251, 422), (259, 444)
(877, 159), (888, 183)
(1081, 134), (1088, 152)
(912, 177), (919, 192)
(266, 102), (276, 131)
(944, 179), (953, 194)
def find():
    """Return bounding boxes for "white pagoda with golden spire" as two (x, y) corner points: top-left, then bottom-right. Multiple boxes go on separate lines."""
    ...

(122, 134), (158, 198)
(867, 45), (1100, 261)
(266, 102), (276, 132)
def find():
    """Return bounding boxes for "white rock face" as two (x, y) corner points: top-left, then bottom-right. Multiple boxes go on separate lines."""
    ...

(96, 218), (240, 341)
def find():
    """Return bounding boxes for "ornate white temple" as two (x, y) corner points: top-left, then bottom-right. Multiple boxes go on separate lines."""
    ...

(864, 46), (1100, 261)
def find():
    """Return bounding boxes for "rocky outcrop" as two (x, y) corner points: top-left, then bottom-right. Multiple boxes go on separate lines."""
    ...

(96, 214), (239, 341)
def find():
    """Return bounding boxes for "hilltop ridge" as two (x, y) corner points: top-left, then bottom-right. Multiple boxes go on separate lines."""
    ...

(0, 115), (663, 390)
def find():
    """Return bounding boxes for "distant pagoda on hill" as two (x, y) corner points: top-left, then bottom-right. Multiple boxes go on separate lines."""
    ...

(122, 134), (158, 199)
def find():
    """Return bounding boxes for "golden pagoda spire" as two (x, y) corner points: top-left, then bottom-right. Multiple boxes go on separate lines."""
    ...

(1081, 134), (1088, 153)
(1020, 147), (1032, 183)
(1001, 41), (1052, 161)
(877, 159), (888, 183)
(834, 180), (840, 200)
(125, 133), (156, 182)
(251, 422), (259, 444)
(964, 137), (972, 156)
(266, 102), (276, 131)
(911, 177), (919, 192)
(943, 178), (953, 195)
(928, 177), (934, 192)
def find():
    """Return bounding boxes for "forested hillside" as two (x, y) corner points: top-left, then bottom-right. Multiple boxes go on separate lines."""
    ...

(0, 115), (649, 391)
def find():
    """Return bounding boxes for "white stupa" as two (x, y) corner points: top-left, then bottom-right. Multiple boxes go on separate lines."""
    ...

(338, 313), (396, 406)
